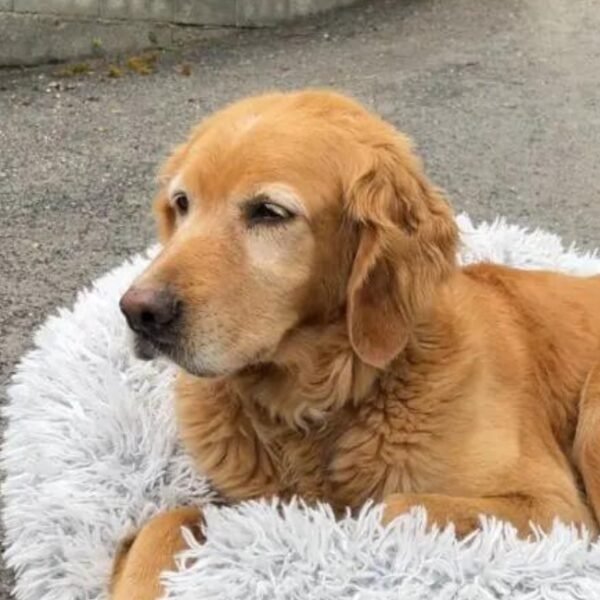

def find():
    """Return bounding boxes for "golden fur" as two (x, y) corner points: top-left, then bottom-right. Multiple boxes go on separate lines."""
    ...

(112, 90), (600, 599)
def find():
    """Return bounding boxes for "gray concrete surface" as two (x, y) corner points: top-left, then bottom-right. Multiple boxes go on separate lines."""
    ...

(0, 12), (230, 66)
(8, 0), (357, 23)
(1, 0), (600, 595)
(1, 0), (359, 66)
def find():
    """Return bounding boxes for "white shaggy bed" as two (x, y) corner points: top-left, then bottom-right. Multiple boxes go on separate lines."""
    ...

(4, 215), (600, 600)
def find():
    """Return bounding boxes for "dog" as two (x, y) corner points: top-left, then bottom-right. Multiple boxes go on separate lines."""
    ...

(112, 90), (600, 599)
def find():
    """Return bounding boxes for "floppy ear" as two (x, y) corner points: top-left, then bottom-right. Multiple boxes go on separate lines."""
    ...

(346, 135), (458, 369)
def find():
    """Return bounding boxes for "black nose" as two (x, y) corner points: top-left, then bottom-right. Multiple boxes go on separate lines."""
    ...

(119, 287), (181, 340)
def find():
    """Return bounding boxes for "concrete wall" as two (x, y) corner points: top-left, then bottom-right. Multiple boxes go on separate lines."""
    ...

(1, 0), (359, 66)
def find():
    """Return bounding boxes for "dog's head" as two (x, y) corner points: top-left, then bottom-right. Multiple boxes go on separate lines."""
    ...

(120, 90), (458, 377)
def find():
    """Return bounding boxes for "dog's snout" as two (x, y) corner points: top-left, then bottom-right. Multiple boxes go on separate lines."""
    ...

(120, 287), (181, 339)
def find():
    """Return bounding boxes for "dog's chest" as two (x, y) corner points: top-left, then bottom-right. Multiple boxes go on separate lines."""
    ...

(332, 400), (451, 508)
(252, 392), (448, 510)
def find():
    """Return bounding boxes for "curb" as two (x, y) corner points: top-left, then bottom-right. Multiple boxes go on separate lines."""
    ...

(0, 0), (359, 67)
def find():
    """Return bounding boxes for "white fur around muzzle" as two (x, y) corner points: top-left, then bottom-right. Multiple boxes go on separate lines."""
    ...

(3, 215), (600, 600)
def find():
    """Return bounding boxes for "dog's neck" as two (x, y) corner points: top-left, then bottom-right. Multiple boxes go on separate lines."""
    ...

(229, 320), (378, 430)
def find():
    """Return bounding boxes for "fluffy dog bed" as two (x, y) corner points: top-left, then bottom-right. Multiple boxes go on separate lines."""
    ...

(4, 215), (600, 600)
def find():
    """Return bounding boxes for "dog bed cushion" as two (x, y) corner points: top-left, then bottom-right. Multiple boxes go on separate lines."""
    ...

(4, 214), (600, 600)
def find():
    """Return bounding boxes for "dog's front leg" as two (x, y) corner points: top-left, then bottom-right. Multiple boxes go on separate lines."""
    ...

(382, 492), (595, 538)
(110, 506), (204, 600)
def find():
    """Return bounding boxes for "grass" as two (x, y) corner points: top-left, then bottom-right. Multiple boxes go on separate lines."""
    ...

(126, 52), (159, 75)
(55, 63), (91, 78)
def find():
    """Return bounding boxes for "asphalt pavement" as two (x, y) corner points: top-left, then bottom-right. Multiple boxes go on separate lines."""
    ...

(1, 0), (599, 596)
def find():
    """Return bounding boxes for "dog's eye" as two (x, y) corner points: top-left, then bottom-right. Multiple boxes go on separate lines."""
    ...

(173, 193), (189, 216)
(245, 199), (294, 225)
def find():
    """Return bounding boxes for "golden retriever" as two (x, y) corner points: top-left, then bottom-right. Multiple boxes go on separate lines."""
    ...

(113, 90), (600, 599)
